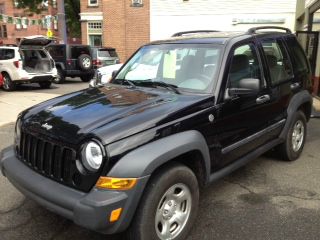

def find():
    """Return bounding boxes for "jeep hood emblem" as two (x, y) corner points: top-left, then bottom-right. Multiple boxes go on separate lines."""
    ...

(41, 123), (53, 130)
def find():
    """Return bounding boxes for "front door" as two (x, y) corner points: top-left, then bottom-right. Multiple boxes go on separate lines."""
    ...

(213, 41), (278, 169)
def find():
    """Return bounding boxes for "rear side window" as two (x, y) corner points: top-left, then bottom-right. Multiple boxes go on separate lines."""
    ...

(47, 46), (64, 58)
(98, 49), (118, 58)
(71, 46), (90, 59)
(261, 39), (293, 85)
(285, 37), (309, 73)
(0, 49), (15, 60)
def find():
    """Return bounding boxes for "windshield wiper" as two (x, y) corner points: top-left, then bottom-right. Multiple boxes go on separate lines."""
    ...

(136, 80), (180, 94)
(115, 79), (136, 88)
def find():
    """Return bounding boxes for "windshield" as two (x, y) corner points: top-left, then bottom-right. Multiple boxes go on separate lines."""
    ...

(113, 44), (222, 93)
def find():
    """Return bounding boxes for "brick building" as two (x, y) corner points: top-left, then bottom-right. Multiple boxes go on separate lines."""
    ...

(0, 0), (58, 45)
(80, 0), (150, 62)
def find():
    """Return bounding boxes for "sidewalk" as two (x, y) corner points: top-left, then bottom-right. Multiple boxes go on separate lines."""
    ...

(312, 96), (320, 118)
(0, 92), (59, 127)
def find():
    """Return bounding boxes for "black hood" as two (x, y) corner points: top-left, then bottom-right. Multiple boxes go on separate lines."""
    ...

(21, 84), (212, 145)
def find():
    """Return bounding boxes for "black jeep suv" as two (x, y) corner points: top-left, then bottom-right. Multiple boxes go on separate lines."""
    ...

(47, 44), (95, 83)
(0, 27), (313, 240)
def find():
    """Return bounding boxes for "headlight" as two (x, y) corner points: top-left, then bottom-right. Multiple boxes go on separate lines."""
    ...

(15, 118), (21, 148)
(81, 141), (103, 172)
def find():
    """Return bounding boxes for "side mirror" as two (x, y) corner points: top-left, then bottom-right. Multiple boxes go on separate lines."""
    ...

(227, 78), (260, 97)
(111, 70), (118, 78)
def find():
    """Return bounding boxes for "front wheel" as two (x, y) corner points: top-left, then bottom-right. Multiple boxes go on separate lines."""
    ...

(39, 81), (52, 89)
(53, 68), (65, 84)
(127, 163), (199, 240)
(277, 111), (307, 161)
(80, 75), (93, 82)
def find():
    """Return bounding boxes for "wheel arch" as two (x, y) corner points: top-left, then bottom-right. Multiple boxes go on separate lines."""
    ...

(280, 90), (312, 139)
(107, 130), (211, 185)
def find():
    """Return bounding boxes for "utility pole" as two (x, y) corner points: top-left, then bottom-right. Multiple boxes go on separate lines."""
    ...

(57, 0), (67, 43)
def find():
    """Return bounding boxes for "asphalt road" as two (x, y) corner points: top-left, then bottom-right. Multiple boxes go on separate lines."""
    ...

(1, 80), (320, 240)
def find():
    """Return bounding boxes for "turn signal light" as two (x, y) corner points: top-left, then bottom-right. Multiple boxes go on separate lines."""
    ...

(96, 177), (137, 190)
(110, 208), (122, 222)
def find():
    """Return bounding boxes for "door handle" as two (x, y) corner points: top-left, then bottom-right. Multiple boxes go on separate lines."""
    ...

(290, 82), (300, 90)
(256, 95), (270, 104)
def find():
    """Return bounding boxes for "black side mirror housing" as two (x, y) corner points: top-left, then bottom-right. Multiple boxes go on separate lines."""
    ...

(227, 78), (260, 97)
(112, 70), (118, 78)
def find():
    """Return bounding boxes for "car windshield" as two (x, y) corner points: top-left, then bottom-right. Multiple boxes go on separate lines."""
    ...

(113, 44), (222, 93)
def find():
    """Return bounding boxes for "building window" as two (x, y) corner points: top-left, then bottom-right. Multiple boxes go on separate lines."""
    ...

(88, 22), (102, 29)
(52, 0), (57, 8)
(13, 0), (19, 7)
(131, 0), (143, 7)
(89, 35), (102, 47)
(0, 25), (7, 38)
(88, 0), (98, 6)
(0, 3), (5, 14)
(22, 17), (28, 29)
(53, 18), (58, 30)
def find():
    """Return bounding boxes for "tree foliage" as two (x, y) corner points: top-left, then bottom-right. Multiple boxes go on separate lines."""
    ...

(14, 0), (81, 37)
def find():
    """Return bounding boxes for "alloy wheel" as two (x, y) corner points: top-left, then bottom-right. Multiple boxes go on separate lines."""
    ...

(155, 183), (192, 240)
(292, 120), (305, 152)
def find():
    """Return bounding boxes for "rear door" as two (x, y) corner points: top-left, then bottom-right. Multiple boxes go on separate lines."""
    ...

(284, 36), (312, 93)
(257, 36), (296, 130)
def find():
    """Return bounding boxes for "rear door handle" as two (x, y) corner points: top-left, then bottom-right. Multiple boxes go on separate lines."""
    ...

(256, 95), (270, 104)
(290, 82), (300, 90)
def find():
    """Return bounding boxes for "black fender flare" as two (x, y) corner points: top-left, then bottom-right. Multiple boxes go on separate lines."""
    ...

(107, 130), (211, 182)
(279, 90), (312, 139)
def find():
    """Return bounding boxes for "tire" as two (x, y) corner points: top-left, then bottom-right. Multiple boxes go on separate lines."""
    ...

(39, 81), (52, 89)
(53, 68), (65, 84)
(80, 75), (93, 82)
(2, 73), (15, 91)
(78, 54), (92, 71)
(277, 110), (307, 161)
(127, 163), (199, 240)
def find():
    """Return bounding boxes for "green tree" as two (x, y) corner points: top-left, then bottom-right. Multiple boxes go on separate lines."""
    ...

(14, 0), (81, 37)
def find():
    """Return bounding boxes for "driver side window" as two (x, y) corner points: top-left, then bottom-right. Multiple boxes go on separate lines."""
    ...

(228, 43), (262, 88)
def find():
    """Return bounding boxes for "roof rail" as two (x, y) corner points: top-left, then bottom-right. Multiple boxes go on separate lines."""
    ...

(0, 44), (17, 47)
(247, 26), (292, 34)
(172, 30), (220, 37)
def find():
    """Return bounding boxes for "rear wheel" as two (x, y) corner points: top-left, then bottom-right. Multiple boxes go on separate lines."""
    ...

(127, 163), (199, 240)
(80, 75), (93, 82)
(39, 81), (52, 89)
(2, 73), (15, 91)
(277, 111), (307, 161)
(53, 68), (65, 84)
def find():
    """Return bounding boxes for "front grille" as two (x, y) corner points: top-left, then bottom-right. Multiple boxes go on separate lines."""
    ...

(18, 131), (75, 184)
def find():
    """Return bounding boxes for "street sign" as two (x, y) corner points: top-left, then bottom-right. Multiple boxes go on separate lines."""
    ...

(47, 29), (53, 38)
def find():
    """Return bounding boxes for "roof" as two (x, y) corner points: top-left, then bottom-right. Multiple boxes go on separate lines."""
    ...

(148, 27), (293, 45)
(150, 31), (246, 45)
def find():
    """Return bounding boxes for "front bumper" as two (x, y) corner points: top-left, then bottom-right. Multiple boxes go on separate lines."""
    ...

(0, 147), (149, 234)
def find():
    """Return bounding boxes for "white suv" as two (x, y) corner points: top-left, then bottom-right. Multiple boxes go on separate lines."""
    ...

(0, 36), (57, 91)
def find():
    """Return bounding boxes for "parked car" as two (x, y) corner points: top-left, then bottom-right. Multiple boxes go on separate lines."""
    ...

(46, 44), (95, 83)
(0, 27), (313, 240)
(89, 63), (123, 87)
(0, 36), (57, 91)
(91, 47), (120, 69)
